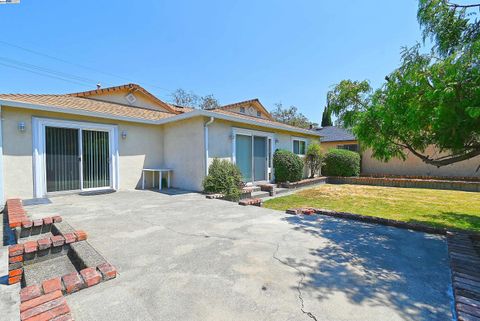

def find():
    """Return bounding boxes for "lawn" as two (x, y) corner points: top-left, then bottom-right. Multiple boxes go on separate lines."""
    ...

(264, 184), (480, 232)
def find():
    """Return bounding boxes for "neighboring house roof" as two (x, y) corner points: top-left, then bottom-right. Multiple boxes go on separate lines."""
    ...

(0, 94), (176, 122)
(217, 99), (274, 121)
(69, 83), (179, 114)
(0, 84), (321, 136)
(316, 126), (357, 142)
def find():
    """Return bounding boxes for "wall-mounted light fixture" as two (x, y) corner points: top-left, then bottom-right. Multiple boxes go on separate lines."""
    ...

(121, 130), (128, 139)
(18, 121), (26, 132)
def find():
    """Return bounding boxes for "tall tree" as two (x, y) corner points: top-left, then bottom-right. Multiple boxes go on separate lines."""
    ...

(271, 103), (314, 129)
(170, 89), (220, 110)
(327, 1), (480, 167)
(321, 105), (333, 127)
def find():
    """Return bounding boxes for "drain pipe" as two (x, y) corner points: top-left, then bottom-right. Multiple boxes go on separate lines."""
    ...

(204, 117), (215, 176)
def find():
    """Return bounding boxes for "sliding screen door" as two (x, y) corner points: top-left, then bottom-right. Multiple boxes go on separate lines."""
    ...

(82, 130), (110, 189)
(253, 136), (266, 181)
(45, 127), (80, 192)
(236, 134), (253, 182)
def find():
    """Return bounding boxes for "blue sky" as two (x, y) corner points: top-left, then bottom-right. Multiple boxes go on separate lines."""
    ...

(0, 0), (423, 123)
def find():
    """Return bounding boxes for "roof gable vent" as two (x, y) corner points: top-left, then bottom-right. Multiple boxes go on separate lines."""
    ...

(125, 93), (137, 105)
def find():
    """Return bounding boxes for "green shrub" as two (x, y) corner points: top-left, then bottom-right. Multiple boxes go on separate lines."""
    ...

(322, 148), (360, 177)
(203, 158), (243, 201)
(304, 142), (324, 178)
(273, 149), (304, 183)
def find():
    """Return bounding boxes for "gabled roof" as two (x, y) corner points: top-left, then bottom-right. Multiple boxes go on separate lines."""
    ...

(217, 98), (274, 121)
(0, 94), (176, 122)
(316, 126), (356, 142)
(69, 83), (178, 114)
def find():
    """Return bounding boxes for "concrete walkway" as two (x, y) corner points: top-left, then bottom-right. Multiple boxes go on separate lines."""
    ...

(24, 190), (452, 321)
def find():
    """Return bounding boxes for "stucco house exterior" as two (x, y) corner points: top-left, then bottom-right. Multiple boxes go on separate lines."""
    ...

(0, 84), (320, 202)
(317, 126), (480, 178)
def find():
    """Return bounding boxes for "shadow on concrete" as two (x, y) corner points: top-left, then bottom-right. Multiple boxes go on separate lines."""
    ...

(283, 215), (452, 321)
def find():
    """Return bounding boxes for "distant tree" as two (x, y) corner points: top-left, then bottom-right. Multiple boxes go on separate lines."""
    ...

(271, 103), (313, 129)
(326, 1), (480, 167)
(170, 89), (220, 110)
(321, 104), (333, 127)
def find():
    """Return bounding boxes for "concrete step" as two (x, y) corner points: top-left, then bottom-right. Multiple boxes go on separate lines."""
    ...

(251, 191), (270, 199)
(275, 187), (290, 195)
(249, 186), (261, 192)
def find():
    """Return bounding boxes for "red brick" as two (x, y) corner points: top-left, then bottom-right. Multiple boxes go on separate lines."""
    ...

(74, 230), (87, 241)
(42, 217), (53, 225)
(97, 262), (117, 280)
(24, 241), (38, 253)
(33, 219), (43, 227)
(42, 277), (62, 294)
(51, 235), (65, 247)
(22, 220), (33, 228)
(21, 296), (66, 320)
(52, 215), (62, 223)
(9, 244), (24, 257)
(62, 272), (85, 294)
(9, 255), (23, 263)
(23, 302), (70, 321)
(20, 285), (42, 303)
(37, 238), (52, 250)
(63, 233), (76, 244)
(9, 221), (21, 228)
(80, 267), (102, 287)
(8, 276), (21, 284)
(9, 268), (23, 277)
(20, 290), (62, 312)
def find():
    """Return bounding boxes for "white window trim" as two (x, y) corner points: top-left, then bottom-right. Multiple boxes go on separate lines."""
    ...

(32, 117), (119, 198)
(291, 136), (308, 156)
(231, 127), (275, 184)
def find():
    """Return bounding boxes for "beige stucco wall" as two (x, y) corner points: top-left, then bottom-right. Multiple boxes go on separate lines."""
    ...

(362, 146), (480, 178)
(1, 106), (164, 199)
(207, 119), (319, 180)
(163, 117), (205, 191)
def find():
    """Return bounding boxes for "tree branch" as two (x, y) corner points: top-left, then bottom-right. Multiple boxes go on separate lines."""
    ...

(447, 2), (480, 9)
(401, 142), (480, 167)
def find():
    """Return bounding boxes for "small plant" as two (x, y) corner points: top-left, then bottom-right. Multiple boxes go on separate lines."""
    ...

(203, 158), (243, 201)
(273, 149), (304, 183)
(304, 142), (324, 178)
(322, 148), (360, 177)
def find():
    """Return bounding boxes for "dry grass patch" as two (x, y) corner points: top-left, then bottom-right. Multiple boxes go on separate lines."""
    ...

(264, 184), (480, 232)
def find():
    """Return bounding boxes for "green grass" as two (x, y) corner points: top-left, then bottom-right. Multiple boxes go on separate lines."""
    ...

(264, 184), (480, 232)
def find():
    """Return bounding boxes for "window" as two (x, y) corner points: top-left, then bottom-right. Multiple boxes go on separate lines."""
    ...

(293, 139), (306, 155)
(257, 111), (261, 117)
(240, 107), (245, 113)
(337, 144), (359, 152)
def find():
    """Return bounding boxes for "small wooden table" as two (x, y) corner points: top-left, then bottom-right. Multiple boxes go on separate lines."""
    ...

(141, 168), (172, 190)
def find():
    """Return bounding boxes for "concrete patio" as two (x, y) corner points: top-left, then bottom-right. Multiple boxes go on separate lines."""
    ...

(20, 190), (452, 321)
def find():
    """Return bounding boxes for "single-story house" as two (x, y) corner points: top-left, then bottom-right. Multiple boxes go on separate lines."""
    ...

(0, 84), (320, 202)
(317, 126), (480, 178)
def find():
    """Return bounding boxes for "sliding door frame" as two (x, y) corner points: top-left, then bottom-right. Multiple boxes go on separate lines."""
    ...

(231, 127), (275, 184)
(32, 117), (119, 198)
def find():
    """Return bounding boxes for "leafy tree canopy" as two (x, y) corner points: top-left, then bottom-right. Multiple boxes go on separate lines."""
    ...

(170, 88), (221, 110)
(271, 103), (316, 129)
(327, 0), (480, 167)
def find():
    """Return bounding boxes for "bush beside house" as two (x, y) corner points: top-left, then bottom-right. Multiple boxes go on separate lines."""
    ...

(323, 148), (360, 177)
(203, 158), (243, 201)
(304, 142), (324, 178)
(273, 150), (303, 183)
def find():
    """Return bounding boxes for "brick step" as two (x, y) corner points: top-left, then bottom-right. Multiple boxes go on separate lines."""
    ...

(238, 198), (262, 207)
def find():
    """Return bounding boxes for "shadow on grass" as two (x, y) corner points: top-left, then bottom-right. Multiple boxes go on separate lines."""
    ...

(282, 215), (453, 321)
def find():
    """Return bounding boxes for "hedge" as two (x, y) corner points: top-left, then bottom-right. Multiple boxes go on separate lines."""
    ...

(322, 148), (360, 177)
(273, 149), (304, 183)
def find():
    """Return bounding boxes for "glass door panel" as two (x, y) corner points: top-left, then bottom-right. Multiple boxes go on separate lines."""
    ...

(45, 127), (80, 192)
(253, 136), (267, 181)
(236, 134), (252, 182)
(82, 130), (110, 189)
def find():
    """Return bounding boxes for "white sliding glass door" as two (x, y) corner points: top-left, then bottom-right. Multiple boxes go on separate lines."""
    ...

(33, 118), (119, 198)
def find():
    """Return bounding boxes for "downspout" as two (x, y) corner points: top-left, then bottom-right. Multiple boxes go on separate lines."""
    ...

(204, 117), (215, 176)
(0, 105), (4, 205)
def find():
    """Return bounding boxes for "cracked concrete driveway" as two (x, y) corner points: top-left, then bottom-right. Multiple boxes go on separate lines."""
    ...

(25, 190), (452, 321)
